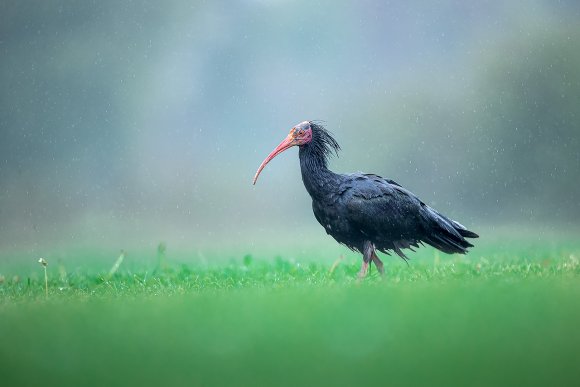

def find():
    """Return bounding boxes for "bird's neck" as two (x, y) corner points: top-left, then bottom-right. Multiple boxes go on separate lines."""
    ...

(299, 145), (338, 199)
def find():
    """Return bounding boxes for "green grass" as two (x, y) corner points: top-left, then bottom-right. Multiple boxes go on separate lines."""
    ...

(1, 242), (580, 386)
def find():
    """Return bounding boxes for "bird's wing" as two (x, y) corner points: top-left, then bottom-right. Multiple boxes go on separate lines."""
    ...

(362, 173), (403, 188)
(342, 174), (425, 230)
(341, 173), (426, 258)
(342, 173), (477, 257)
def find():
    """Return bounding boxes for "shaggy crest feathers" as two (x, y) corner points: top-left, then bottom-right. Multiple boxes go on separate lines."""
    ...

(305, 122), (341, 168)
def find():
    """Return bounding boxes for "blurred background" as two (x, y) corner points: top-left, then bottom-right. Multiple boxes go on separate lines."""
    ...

(1, 1), (579, 258)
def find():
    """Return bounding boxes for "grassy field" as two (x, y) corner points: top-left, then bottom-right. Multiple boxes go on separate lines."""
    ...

(1, 240), (579, 386)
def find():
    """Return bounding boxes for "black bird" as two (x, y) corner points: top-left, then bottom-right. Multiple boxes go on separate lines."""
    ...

(253, 121), (478, 278)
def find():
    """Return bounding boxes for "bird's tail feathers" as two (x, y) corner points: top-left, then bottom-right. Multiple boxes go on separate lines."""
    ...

(423, 207), (478, 255)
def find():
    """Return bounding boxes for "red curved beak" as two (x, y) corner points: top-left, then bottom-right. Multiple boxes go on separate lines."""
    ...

(252, 133), (295, 185)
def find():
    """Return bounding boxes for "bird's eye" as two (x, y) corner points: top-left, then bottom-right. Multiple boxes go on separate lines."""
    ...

(298, 130), (304, 136)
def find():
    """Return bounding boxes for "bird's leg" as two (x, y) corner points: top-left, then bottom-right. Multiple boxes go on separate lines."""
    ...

(358, 241), (374, 279)
(358, 261), (369, 279)
(371, 251), (385, 276)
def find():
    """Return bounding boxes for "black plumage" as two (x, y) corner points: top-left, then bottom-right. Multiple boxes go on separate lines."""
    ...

(254, 121), (478, 277)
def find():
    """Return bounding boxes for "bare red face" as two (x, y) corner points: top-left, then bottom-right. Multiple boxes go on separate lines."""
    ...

(252, 121), (313, 185)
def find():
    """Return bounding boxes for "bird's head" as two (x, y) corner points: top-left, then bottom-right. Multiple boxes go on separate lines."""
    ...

(252, 121), (313, 185)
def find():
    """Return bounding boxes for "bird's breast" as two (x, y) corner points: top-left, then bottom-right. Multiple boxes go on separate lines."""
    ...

(311, 199), (364, 250)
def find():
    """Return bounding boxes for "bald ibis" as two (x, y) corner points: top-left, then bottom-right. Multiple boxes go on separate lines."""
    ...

(253, 121), (478, 278)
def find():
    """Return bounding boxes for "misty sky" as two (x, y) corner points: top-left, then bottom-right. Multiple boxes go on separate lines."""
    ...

(1, 1), (579, 255)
